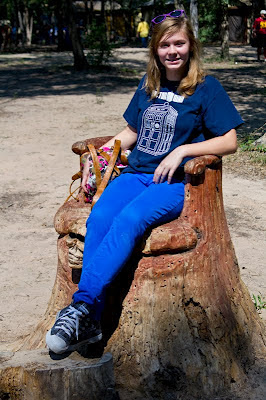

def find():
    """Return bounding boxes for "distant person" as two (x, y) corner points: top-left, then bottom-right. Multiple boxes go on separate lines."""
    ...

(1, 24), (11, 51)
(11, 26), (17, 46)
(0, 28), (3, 51)
(137, 18), (149, 47)
(252, 10), (266, 62)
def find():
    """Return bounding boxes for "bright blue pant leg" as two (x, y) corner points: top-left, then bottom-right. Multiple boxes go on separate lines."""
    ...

(73, 173), (149, 317)
(81, 173), (148, 261)
(73, 173), (185, 317)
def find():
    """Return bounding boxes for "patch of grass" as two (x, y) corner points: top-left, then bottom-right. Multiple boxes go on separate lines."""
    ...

(248, 152), (266, 165)
(203, 55), (236, 65)
(238, 132), (266, 155)
(252, 294), (266, 312)
(117, 66), (139, 76)
(238, 145), (266, 166)
(222, 147), (266, 179)
(95, 87), (104, 105)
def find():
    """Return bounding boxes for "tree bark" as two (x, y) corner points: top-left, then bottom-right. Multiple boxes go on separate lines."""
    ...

(220, 0), (230, 59)
(190, 0), (199, 38)
(7, 137), (265, 399)
(25, 9), (33, 46)
(0, 350), (118, 400)
(105, 156), (265, 399)
(66, 0), (88, 70)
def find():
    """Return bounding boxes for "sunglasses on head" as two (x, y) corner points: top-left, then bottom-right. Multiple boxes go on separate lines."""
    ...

(151, 10), (187, 25)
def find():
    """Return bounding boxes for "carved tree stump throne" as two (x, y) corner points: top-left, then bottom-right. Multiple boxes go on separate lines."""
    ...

(3, 136), (265, 400)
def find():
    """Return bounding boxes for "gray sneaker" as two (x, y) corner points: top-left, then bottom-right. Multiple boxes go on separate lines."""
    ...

(46, 302), (102, 354)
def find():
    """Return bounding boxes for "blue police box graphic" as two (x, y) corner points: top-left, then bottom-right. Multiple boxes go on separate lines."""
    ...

(137, 102), (178, 156)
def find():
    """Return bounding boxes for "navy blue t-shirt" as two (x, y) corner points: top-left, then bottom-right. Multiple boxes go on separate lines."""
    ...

(123, 75), (243, 175)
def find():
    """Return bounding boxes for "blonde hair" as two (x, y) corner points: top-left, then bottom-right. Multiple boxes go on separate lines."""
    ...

(146, 16), (205, 98)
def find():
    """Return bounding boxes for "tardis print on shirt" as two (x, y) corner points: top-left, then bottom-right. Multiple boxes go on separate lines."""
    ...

(137, 102), (178, 156)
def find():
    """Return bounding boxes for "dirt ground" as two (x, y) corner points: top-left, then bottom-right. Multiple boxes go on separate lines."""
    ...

(0, 45), (265, 395)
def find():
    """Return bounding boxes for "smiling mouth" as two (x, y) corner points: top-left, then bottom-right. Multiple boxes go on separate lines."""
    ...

(167, 58), (181, 62)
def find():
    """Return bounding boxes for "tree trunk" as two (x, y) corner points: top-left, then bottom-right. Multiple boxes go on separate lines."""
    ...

(221, 0), (230, 59)
(123, 9), (133, 43)
(89, 0), (94, 25)
(25, 9), (33, 46)
(54, 0), (66, 52)
(6, 137), (265, 399)
(66, 0), (88, 70)
(17, 8), (33, 47)
(18, 11), (25, 46)
(105, 157), (265, 399)
(100, 0), (105, 24)
(190, 0), (199, 38)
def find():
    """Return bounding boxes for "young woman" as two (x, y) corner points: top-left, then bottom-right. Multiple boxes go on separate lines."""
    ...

(46, 10), (243, 354)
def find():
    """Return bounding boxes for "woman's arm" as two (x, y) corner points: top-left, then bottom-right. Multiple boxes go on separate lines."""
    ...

(153, 129), (238, 184)
(102, 124), (137, 150)
(81, 124), (137, 193)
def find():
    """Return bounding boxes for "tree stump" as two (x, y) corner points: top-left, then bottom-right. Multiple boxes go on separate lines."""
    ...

(0, 350), (118, 400)
(105, 156), (266, 399)
(7, 136), (265, 399)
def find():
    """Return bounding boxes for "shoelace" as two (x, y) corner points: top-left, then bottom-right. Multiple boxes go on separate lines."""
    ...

(56, 306), (84, 339)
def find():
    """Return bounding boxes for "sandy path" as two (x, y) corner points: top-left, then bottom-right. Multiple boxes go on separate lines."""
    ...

(0, 46), (265, 351)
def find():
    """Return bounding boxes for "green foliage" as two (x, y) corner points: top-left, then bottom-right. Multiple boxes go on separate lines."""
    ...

(84, 22), (113, 67)
(252, 294), (266, 311)
(239, 139), (266, 153)
(238, 123), (266, 154)
(117, 66), (139, 76)
(237, 132), (266, 165)
(198, 0), (221, 43)
(202, 54), (235, 64)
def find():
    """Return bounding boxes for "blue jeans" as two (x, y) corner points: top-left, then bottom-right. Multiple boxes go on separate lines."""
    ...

(73, 172), (185, 317)
(141, 36), (148, 47)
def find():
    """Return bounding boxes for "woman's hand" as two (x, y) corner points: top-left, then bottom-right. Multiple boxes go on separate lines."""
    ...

(81, 159), (91, 193)
(153, 129), (238, 184)
(153, 147), (185, 184)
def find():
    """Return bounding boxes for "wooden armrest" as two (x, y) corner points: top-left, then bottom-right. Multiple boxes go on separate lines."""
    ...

(72, 136), (114, 155)
(184, 155), (221, 175)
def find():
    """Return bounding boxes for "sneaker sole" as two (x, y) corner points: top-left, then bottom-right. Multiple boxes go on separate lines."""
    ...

(46, 330), (102, 354)
(68, 332), (103, 352)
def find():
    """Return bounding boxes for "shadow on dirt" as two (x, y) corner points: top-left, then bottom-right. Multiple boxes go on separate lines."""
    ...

(206, 65), (265, 134)
(0, 46), (265, 136)
(0, 47), (148, 100)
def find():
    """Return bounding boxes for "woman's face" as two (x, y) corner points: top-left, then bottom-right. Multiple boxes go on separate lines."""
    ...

(157, 29), (190, 81)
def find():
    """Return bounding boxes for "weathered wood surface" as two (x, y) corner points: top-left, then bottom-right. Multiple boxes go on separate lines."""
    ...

(72, 136), (114, 155)
(10, 137), (265, 400)
(105, 157), (266, 399)
(0, 350), (118, 400)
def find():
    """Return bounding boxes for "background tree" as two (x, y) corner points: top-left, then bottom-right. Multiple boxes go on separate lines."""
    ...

(220, 0), (230, 59)
(2, 1), (265, 71)
(198, 0), (223, 43)
(115, 0), (136, 43)
(65, 0), (88, 70)
(190, 0), (199, 38)
(2, 0), (43, 46)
